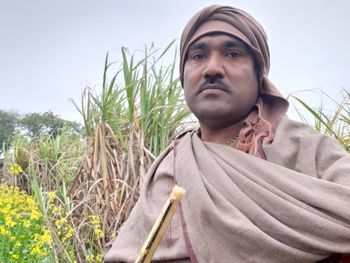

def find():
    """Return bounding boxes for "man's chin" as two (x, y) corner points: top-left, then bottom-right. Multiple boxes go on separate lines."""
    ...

(195, 111), (241, 124)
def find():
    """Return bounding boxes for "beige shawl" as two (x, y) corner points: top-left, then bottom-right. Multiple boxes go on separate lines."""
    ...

(104, 117), (350, 262)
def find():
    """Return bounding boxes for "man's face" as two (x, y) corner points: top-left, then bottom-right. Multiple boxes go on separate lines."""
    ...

(183, 33), (259, 128)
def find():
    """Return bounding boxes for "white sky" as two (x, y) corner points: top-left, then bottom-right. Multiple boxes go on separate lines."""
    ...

(1, 0), (349, 122)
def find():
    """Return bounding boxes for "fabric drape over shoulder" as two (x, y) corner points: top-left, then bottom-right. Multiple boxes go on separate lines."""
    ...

(104, 117), (350, 263)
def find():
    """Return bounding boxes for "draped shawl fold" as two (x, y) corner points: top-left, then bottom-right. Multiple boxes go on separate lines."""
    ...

(104, 117), (350, 262)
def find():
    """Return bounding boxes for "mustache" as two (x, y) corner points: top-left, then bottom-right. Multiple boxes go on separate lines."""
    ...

(198, 80), (230, 93)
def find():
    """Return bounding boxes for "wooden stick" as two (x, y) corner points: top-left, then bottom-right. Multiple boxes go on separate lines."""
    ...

(135, 185), (186, 263)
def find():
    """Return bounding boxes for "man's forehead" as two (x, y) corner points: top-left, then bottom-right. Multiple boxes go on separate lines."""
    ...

(188, 33), (247, 50)
(188, 20), (251, 49)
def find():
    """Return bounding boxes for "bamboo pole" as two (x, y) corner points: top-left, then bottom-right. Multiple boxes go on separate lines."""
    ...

(135, 185), (186, 263)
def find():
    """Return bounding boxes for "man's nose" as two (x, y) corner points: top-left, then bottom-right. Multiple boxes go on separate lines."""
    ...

(202, 54), (225, 82)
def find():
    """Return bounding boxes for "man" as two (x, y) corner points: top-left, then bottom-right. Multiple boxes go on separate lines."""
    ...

(104, 5), (350, 263)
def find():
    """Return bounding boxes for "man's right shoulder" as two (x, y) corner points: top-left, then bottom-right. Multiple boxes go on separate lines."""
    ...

(174, 128), (196, 140)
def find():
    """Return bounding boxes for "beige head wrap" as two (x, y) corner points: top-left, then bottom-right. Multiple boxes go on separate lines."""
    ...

(180, 5), (289, 158)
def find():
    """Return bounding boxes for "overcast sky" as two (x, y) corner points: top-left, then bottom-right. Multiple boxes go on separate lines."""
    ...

(1, 0), (349, 122)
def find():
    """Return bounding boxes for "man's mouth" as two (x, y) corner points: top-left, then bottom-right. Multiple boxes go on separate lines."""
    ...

(199, 84), (228, 93)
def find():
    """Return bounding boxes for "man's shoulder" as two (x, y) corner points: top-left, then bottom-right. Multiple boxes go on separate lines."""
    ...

(174, 127), (197, 140)
(155, 128), (196, 160)
(276, 116), (322, 138)
(273, 116), (346, 153)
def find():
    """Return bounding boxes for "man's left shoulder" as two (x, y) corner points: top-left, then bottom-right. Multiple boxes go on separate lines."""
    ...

(276, 116), (321, 137)
(274, 116), (346, 152)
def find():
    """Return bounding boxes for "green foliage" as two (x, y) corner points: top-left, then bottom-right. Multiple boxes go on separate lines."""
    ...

(79, 42), (191, 156)
(20, 111), (82, 138)
(0, 110), (19, 152)
(64, 42), (192, 260)
(0, 183), (53, 262)
(2, 131), (84, 262)
(0, 110), (82, 156)
(4, 132), (84, 193)
(291, 91), (350, 151)
(1, 41), (190, 262)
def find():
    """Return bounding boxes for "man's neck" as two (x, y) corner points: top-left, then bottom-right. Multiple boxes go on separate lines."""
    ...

(199, 121), (244, 145)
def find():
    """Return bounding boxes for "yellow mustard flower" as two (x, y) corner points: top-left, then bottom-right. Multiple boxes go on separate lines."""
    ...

(0, 184), (52, 262)
(86, 254), (94, 262)
(47, 191), (56, 202)
(9, 163), (23, 175)
(96, 254), (103, 262)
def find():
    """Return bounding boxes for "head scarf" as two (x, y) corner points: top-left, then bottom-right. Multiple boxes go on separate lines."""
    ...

(179, 5), (289, 158)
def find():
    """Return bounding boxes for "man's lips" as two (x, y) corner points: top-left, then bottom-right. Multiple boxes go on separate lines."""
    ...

(198, 84), (229, 93)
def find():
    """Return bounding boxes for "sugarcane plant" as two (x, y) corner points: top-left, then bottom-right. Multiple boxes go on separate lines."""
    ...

(68, 41), (192, 260)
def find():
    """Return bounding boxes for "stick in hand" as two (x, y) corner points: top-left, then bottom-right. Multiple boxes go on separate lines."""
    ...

(135, 185), (186, 263)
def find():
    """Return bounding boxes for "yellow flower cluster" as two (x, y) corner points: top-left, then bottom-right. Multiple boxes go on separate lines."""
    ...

(0, 184), (52, 262)
(8, 163), (23, 175)
(80, 215), (105, 262)
(91, 215), (104, 238)
(44, 192), (106, 262)
(29, 230), (52, 257)
(47, 191), (74, 243)
(86, 253), (103, 263)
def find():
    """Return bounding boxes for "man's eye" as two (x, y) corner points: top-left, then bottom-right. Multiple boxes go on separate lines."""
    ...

(227, 51), (241, 58)
(192, 53), (206, 60)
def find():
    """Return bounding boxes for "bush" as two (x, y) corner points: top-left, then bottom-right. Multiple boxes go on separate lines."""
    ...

(0, 183), (53, 262)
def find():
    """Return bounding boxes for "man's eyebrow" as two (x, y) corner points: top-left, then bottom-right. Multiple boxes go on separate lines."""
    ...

(187, 42), (208, 52)
(222, 39), (247, 49)
(187, 38), (248, 52)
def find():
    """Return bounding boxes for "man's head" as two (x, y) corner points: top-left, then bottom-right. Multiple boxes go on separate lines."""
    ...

(180, 5), (272, 129)
(180, 5), (270, 87)
(179, 5), (289, 136)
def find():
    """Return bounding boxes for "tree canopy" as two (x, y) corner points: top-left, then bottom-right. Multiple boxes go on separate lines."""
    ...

(0, 110), (82, 153)
(20, 111), (81, 138)
(0, 110), (19, 152)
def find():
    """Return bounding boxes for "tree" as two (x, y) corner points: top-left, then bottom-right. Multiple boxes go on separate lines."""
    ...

(20, 111), (82, 138)
(0, 110), (19, 152)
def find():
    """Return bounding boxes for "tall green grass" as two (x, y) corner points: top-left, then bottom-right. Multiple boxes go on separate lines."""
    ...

(290, 90), (349, 151)
(70, 43), (190, 261)
(77, 42), (190, 155)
